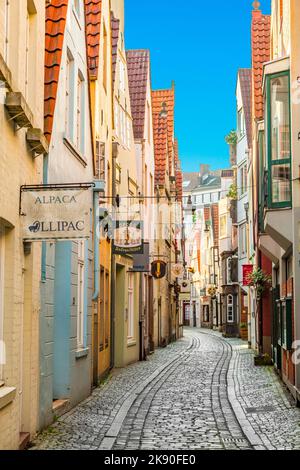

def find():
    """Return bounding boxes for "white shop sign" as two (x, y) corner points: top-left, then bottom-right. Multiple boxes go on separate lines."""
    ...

(21, 187), (92, 241)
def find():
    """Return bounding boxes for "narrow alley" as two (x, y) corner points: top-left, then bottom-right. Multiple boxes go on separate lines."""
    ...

(32, 329), (300, 451)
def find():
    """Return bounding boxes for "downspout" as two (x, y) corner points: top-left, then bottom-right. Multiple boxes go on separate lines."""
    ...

(92, 181), (105, 301)
(140, 139), (146, 360)
(110, 142), (119, 369)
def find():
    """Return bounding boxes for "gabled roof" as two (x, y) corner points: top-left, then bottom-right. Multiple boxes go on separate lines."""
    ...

(44, 0), (69, 143)
(153, 113), (168, 186)
(251, 9), (271, 120)
(238, 68), (252, 147)
(152, 88), (175, 175)
(126, 50), (150, 140)
(182, 172), (200, 192)
(85, 0), (102, 80)
(111, 12), (120, 90)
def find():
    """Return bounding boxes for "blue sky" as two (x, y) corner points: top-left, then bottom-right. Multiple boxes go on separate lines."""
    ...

(125, 0), (271, 172)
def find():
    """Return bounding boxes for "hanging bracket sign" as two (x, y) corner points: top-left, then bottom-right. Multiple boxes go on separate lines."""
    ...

(20, 184), (92, 241)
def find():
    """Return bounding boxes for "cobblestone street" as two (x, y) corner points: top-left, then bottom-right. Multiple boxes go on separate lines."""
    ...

(32, 329), (300, 451)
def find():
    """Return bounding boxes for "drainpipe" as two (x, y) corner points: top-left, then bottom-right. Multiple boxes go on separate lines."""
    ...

(92, 181), (105, 302)
(110, 142), (119, 369)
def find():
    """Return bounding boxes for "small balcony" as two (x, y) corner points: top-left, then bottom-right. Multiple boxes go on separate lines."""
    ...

(26, 128), (49, 156)
(5, 92), (34, 129)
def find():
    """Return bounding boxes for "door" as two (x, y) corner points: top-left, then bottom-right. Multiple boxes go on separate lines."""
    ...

(272, 285), (281, 370)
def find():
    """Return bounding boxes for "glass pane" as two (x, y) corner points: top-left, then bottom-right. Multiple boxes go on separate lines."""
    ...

(271, 164), (291, 204)
(270, 75), (290, 161)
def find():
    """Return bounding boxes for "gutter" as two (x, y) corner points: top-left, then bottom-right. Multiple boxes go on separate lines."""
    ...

(92, 180), (105, 301)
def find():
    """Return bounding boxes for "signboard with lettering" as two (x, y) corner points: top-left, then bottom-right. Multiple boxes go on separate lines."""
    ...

(243, 264), (254, 286)
(131, 242), (150, 272)
(112, 220), (143, 255)
(21, 187), (91, 241)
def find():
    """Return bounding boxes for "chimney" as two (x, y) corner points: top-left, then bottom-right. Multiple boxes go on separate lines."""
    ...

(200, 164), (210, 176)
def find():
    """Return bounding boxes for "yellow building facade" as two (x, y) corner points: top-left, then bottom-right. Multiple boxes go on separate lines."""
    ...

(86, 0), (113, 382)
(0, 0), (46, 449)
(111, 0), (140, 368)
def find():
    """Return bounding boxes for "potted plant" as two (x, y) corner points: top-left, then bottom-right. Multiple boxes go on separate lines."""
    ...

(225, 130), (238, 166)
(246, 267), (272, 365)
(239, 322), (248, 341)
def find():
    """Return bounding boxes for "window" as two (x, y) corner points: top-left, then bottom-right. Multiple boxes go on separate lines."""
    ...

(266, 72), (291, 207)
(0, 225), (5, 380)
(126, 115), (131, 148)
(239, 224), (247, 258)
(239, 164), (248, 196)
(277, 298), (292, 350)
(227, 295), (234, 323)
(77, 241), (85, 349)
(76, 73), (84, 151)
(119, 59), (126, 94)
(127, 273), (134, 340)
(65, 51), (74, 139)
(238, 108), (245, 138)
(220, 215), (227, 238)
(96, 141), (105, 180)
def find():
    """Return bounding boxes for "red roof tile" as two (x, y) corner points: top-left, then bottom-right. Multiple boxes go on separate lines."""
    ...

(251, 9), (270, 120)
(153, 112), (168, 186)
(111, 12), (120, 90)
(85, 0), (102, 80)
(238, 68), (252, 147)
(126, 50), (150, 140)
(152, 88), (175, 175)
(174, 139), (183, 201)
(44, 0), (69, 143)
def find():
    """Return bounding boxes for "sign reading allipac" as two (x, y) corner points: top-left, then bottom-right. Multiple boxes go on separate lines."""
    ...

(21, 187), (91, 241)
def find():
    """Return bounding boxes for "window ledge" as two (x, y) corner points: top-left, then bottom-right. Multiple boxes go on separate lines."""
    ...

(0, 386), (16, 410)
(75, 348), (89, 360)
(127, 340), (137, 348)
(63, 136), (87, 167)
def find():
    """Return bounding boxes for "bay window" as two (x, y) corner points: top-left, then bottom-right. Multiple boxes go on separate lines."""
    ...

(227, 295), (234, 323)
(266, 72), (291, 208)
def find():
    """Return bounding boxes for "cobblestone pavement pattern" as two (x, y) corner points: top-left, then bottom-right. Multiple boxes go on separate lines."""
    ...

(32, 329), (300, 450)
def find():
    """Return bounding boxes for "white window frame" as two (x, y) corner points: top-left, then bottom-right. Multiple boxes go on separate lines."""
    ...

(119, 59), (126, 94)
(77, 241), (85, 349)
(227, 295), (234, 323)
(76, 72), (83, 151)
(65, 50), (74, 139)
(127, 273), (134, 340)
(239, 223), (247, 258)
(0, 225), (5, 380)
